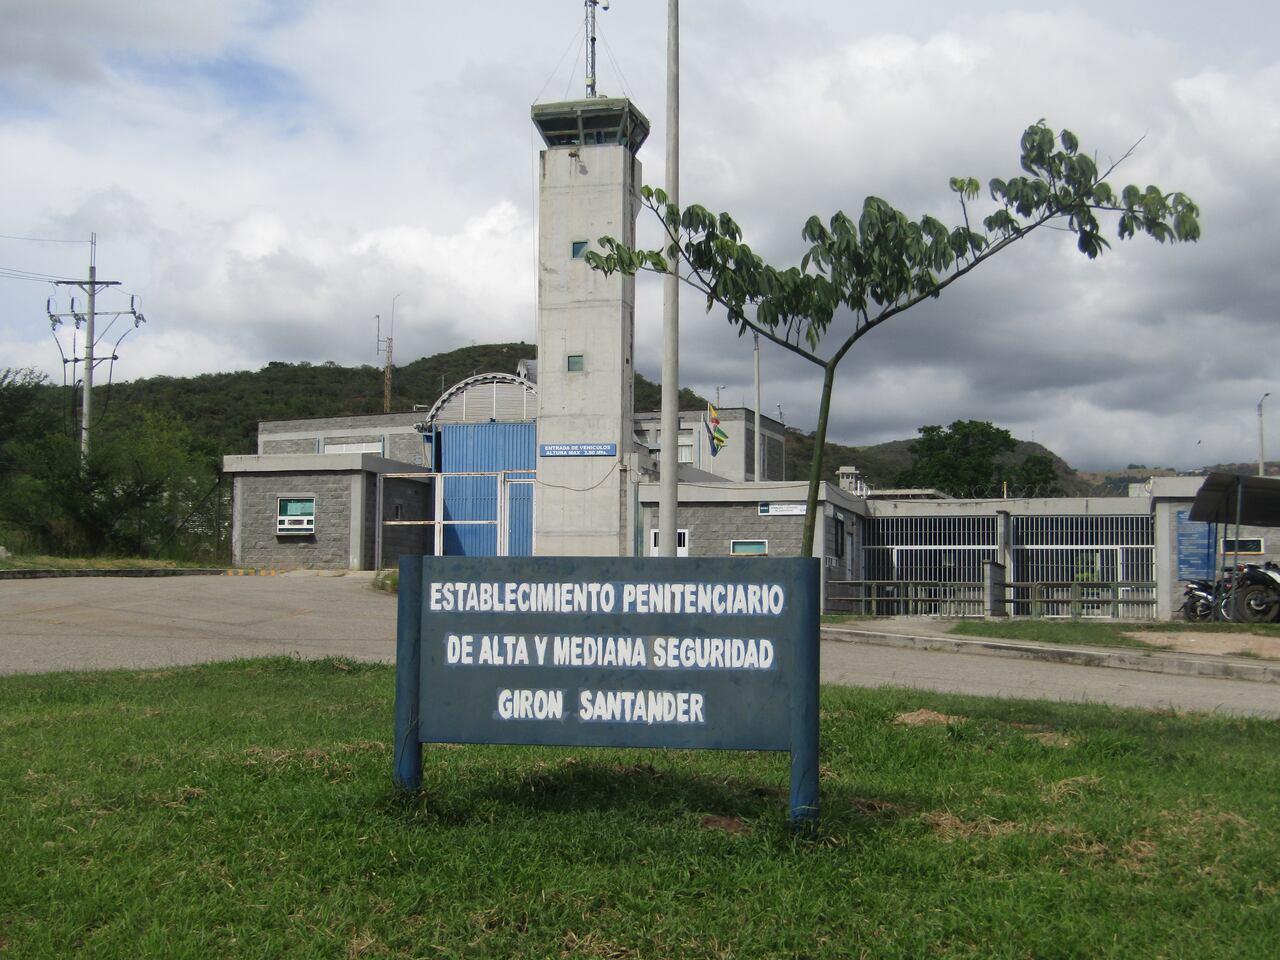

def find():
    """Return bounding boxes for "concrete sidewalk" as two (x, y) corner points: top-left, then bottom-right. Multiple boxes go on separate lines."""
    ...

(822, 618), (1280, 685)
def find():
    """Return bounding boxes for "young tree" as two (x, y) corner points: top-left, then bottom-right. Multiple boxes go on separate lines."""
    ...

(587, 122), (1199, 555)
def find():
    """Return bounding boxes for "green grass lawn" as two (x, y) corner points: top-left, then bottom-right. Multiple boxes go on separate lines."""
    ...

(951, 619), (1280, 654)
(3, 659), (1277, 958)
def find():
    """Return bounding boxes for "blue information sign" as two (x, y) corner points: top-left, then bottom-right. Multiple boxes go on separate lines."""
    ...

(1176, 509), (1216, 580)
(538, 442), (617, 457)
(394, 555), (821, 825)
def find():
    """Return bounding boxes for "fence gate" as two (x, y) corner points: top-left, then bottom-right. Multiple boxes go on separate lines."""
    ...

(376, 471), (535, 568)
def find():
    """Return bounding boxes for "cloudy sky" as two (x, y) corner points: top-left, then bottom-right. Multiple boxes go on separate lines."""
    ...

(2, 0), (1277, 472)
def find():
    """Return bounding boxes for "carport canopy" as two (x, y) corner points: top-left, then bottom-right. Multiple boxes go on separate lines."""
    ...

(1188, 472), (1280, 526)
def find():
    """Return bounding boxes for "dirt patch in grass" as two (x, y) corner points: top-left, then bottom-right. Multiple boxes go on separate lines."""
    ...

(1161, 808), (1254, 840)
(894, 709), (965, 727)
(850, 797), (910, 819)
(559, 931), (641, 959)
(921, 812), (1020, 842)
(700, 815), (750, 834)
(1042, 775), (1101, 804)
(1029, 731), (1074, 748)
(1125, 630), (1280, 659)
(1011, 723), (1075, 748)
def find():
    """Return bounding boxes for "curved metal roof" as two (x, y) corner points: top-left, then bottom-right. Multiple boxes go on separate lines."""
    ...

(424, 372), (536, 425)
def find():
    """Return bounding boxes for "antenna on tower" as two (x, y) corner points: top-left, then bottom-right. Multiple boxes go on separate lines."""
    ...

(377, 293), (401, 413)
(585, 0), (610, 98)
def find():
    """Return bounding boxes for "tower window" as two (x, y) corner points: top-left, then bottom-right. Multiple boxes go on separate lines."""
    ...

(571, 240), (589, 259)
(567, 354), (584, 372)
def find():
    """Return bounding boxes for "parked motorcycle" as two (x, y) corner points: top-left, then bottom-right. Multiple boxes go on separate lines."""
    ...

(1230, 562), (1280, 623)
(1180, 579), (1216, 622)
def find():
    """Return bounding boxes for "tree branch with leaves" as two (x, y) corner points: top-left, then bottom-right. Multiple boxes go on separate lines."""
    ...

(587, 121), (1200, 556)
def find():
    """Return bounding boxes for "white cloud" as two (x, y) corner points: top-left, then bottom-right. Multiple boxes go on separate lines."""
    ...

(2, 1), (1278, 473)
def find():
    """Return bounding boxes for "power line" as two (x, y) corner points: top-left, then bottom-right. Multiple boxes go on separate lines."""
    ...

(533, 25), (587, 103)
(0, 265), (77, 283)
(599, 32), (635, 101)
(0, 233), (92, 244)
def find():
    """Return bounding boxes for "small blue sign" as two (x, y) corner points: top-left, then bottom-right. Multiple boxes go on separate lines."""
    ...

(394, 555), (820, 825)
(1176, 509), (1216, 580)
(539, 442), (617, 457)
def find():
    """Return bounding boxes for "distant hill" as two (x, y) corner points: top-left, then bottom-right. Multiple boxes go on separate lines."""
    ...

(24, 342), (1094, 491)
(27, 343), (710, 460)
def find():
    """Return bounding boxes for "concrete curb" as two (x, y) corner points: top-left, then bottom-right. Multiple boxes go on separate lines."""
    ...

(0, 568), (226, 580)
(821, 625), (1280, 685)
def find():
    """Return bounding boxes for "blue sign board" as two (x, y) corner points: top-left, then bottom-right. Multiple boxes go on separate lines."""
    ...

(538, 442), (617, 457)
(394, 555), (820, 824)
(1176, 509), (1216, 580)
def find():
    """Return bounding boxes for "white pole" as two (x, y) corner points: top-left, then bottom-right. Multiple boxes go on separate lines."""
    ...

(81, 234), (96, 458)
(658, 0), (679, 557)
(754, 331), (762, 480)
(1259, 392), (1270, 477)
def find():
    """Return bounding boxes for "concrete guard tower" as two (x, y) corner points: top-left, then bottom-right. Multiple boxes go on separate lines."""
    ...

(532, 97), (649, 556)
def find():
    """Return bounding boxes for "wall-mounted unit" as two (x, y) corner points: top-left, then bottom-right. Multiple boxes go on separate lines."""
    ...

(277, 496), (316, 535)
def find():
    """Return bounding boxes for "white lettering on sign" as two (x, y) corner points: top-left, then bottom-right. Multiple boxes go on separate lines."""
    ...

(477, 634), (529, 665)
(445, 634), (475, 664)
(447, 634), (777, 671)
(539, 442), (617, 457)
(427, 580), (784, 615)
(496, 688), (564, 720)
(620, 582), (786, 615)
(650, 637), (774, 670)
(578, 689), (705, 724)
(552, 635), (648, 667)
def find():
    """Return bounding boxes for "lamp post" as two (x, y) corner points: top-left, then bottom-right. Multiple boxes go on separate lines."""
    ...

(776, 403), (786, 482)
(1259, 392), (1271, 477)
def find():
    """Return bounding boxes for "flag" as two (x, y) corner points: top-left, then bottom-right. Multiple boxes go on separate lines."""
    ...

(705, 402), (728, 457)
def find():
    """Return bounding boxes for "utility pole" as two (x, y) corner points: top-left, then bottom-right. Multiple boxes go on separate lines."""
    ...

(754, 331), (762, 480)
(49, 234), (142, 458)
(776, 404), (786, 482)
(377, 293), (400, 413)
(658, 0), (679, 556)
(1259, 392), (1271, 477)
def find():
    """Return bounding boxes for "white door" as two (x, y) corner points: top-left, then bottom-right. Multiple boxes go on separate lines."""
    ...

(648, 528), (689, 557)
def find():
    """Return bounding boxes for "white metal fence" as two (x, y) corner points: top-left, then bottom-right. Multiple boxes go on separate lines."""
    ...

(847, 513), (1158, 619)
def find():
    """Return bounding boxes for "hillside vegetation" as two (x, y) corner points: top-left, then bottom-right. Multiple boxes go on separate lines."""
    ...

(2, 343), (1119, 559)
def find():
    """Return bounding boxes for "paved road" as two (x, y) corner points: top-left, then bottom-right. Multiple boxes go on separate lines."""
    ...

(1, 575), (1277, 717)
(821, 638), (1279, 718)
(0, 574), (398, 673)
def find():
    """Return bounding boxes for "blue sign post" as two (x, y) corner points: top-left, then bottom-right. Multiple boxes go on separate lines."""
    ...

(394, 555), (821, 826)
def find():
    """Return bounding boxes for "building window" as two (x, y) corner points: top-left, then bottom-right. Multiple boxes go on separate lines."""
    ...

(277, 496), (315, 535)
(649, 528), (689, 557)
(323, 439), (383, 455)
(1222, 538), (1264, 554)
(677, 441), (693, 463)
(731, 539), (769, 557)
(571, 240), (589, 259)
(833, 517), (846, 558)
(567, 354), (584, 372)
